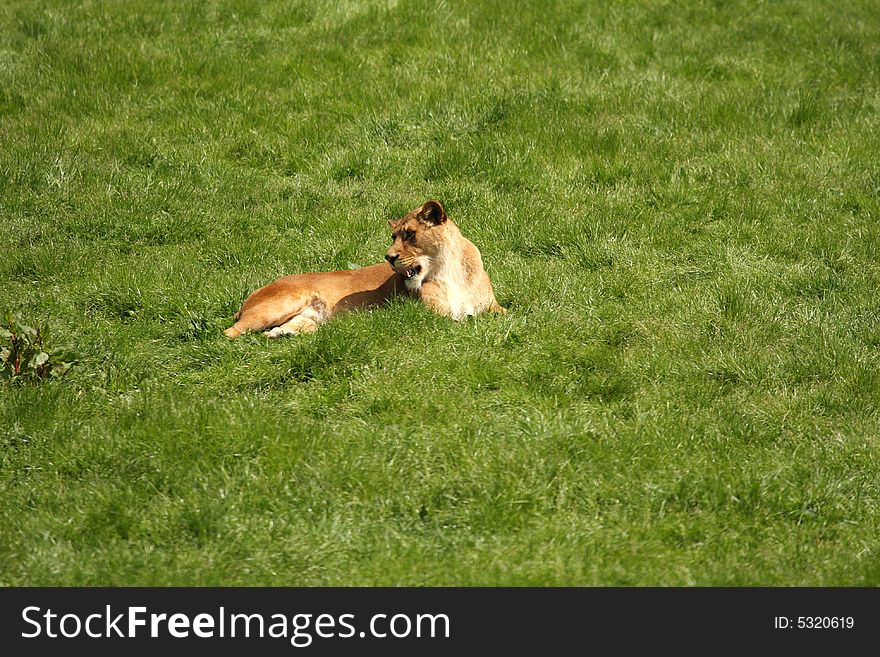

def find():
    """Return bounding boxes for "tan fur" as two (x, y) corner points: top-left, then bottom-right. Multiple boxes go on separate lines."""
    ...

(385, 200), (505, 320)
(224, 263), (406, 338)
(225, 200), (504, 338)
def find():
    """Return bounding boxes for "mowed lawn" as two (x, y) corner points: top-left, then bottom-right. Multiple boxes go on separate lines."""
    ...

(2, 0), (879, 585)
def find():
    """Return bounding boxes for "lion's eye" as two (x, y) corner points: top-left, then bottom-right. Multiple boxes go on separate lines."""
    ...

(404, 230), (415, 241)
(391, 234), (395, 242)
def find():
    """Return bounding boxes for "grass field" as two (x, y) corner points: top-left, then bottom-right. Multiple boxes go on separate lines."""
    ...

(2, 0), (880, 585)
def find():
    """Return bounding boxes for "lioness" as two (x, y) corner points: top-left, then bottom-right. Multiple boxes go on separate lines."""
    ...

(224, 200), (503, 338)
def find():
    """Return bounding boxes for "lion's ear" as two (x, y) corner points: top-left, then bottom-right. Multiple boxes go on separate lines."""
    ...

(418, 200), (447, 225)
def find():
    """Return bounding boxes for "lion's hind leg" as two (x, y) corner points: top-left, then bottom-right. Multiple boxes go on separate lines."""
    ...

(225, 290), (315, 339)
(264, 293), (329, 338)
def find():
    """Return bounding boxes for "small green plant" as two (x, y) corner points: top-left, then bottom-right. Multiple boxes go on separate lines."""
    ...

(0, 314), (77, 383)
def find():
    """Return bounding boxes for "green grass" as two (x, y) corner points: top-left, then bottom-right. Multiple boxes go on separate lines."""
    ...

(2, 0), (880, 585)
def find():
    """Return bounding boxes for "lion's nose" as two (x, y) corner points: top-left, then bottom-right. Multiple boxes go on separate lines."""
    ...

(385, 253), (399, 265)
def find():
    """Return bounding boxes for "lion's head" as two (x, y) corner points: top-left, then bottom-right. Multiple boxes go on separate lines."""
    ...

(385, 200), (453, 290)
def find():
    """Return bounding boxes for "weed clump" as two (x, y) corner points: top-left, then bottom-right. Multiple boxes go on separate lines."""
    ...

(0, 313), (77, 383)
